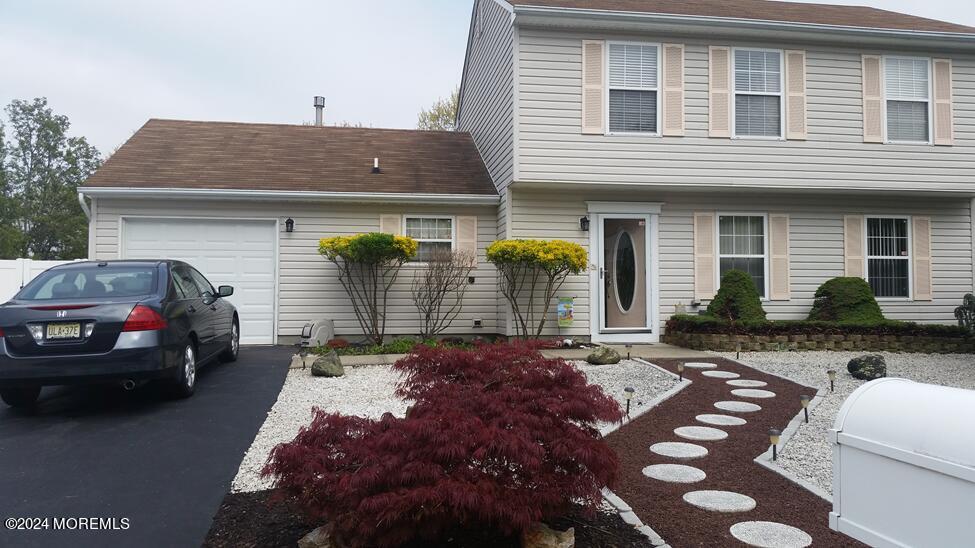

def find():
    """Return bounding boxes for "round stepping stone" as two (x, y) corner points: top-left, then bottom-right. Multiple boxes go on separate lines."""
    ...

(650, 442), (709, 460)
(730, 521), (812, 548)
(702, 370), (740, 379)
(642, 464), (706, 483)
(715, 401), (762, 413)
(683, 490), (757, 513)
(727, 379), (768, 388)
(674, 426), (728, 441)
(731, 388), (777, 399)
(683, 362), (717, 369)
(696, 414), (747, 426)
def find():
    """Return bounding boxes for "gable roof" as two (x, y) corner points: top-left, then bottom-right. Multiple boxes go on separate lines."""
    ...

(83, 119), (498, 196)
(507, 0), (975, 34)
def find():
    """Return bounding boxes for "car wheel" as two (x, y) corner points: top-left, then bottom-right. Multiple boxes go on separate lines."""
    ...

(170, 343), (197, 399)
(219, 319), (239, 363)
(1, 386), (41, 409)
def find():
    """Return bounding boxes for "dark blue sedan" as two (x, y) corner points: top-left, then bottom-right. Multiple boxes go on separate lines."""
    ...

(0, 260), (239, 408)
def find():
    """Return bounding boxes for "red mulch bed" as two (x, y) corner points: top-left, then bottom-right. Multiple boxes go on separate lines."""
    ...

(203, 489), (653, 548)
(605, 358), (865, 548)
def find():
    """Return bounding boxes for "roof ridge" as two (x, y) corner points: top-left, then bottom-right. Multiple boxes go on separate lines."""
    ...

(146, 118), (468, 136)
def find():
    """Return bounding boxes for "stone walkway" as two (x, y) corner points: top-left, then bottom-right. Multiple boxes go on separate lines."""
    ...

(604, 358), (864, 547)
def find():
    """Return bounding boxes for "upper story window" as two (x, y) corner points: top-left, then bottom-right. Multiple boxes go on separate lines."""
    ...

(405, 217), (454, 262)
(733, 49), (783, 138)
(607, 42), (660, 135)
(884, 57), (931, 143)
(866, 217), (911, 298)
(718, 214), (768, 298)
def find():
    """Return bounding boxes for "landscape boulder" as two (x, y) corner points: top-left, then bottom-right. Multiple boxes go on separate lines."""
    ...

(298, 525), (346, 548)
(521, 523), (575, 548)
(586, 346), (621, 365)
(312, 351), (345, 377)
(847, 354), (887, 380)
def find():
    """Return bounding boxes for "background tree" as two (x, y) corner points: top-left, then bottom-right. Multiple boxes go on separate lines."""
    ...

(0, 98), (101, 259)
(416, 88), (459, 131)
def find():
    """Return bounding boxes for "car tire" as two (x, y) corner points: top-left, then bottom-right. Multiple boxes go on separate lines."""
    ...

(170, 343), (197, 399)
(219, 319), (239, 363)
(1, 386), (41, 408)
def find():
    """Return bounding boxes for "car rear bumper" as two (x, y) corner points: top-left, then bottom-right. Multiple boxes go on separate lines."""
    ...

(0, 332), (178, 387)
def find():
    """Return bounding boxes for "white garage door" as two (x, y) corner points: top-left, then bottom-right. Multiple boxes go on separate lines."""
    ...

(122, 218), (277, 345)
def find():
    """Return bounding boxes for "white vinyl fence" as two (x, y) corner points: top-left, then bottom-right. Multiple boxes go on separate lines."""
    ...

(0, 259), (78, 302)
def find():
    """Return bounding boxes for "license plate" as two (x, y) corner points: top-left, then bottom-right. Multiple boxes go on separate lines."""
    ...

(46, 322), (82, 340)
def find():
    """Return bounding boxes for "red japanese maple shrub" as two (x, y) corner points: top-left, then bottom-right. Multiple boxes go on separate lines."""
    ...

(262, 343), (623, 547)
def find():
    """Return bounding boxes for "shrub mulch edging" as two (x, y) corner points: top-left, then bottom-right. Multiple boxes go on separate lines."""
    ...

(605, 358), (865, 547)
(203, 490), (654, 547)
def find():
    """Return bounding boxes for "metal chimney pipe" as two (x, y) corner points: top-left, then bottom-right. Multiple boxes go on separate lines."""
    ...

(313, 96), (325, 126)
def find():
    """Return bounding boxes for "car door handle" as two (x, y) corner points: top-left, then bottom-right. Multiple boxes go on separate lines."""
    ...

(209, 305), (217, 311)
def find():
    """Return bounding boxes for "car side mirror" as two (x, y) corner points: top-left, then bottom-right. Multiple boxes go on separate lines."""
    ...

(218, 285), (234, 298)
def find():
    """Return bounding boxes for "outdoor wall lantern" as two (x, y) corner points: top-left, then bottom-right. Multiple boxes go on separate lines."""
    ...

(769, 428), (782, 460)
(827, 370), (837, 392)
(285, 218), (295, 233)
(800, 395), (811, 423)
(580, 216), (590, 232)
(623, 386), (635, 417)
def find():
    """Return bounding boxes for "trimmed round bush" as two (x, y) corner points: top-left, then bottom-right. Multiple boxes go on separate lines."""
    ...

(808, 277), (884, 324)
(706, 270), (767, 322)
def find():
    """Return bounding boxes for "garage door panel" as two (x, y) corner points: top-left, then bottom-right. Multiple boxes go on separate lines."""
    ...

(122, 218), (277, 345)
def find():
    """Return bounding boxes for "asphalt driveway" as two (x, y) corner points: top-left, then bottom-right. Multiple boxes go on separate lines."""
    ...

(0, 346), (292, 548)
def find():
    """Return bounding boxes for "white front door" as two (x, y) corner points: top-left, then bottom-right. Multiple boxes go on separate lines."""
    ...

(589, 206), (660, 344)
(121, 217), (278, 345)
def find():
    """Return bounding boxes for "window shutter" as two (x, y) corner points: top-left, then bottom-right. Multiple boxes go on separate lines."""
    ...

(694, 212), (716, 300)
(582, 40), (605, 135)
(379, 214), (402, 235)
(662, 43), (685, 136)
(862, 55), (884, 143)
(912, 216), (933, 301)
(933, 59), (954, 146)
(844, 215), (865, 278)
(456, 216), (478, 267)
(785, 50), (807, 140)
(769, 214), (791, 301)
(709, 46), (731, 138)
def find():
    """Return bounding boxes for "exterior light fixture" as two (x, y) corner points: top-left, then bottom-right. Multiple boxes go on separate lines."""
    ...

(623, 386), (635, 417)
(677, 362), (685, 381)
(827, 370), (837, 392)
(372, 157), (381, 174)
(769, 428), (782, 460)
(285, 218), (295, 233)
(800, 395), (811, 423)
(580, 216), (590, 232)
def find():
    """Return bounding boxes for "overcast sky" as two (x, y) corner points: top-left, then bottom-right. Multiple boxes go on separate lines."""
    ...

(1, 0), (973, 154)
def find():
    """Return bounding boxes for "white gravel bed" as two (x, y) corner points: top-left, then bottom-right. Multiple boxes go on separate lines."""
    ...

(232, 358), (676, 493)
(716, 351), (975, 495)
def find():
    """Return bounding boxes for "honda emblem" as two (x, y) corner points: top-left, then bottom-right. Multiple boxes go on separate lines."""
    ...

(56, 310), (67, 318)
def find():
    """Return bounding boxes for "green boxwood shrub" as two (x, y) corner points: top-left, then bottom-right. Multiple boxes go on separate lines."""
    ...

(808, 277), (885, 324)
(665, 314), (970, 338)
(706, 269), (767, 322)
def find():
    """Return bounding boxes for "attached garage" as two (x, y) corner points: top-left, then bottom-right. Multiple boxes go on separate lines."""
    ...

(121, 217), (278, 345)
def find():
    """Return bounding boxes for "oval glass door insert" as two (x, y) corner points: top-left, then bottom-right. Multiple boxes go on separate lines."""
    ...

(615, 231), (636, 312)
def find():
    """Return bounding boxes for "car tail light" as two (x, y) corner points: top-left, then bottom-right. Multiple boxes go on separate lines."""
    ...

(122, 305), (168, 332)
(0, 326), (4, 338)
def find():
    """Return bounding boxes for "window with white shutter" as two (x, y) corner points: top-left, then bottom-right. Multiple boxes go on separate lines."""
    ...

(405, 217), (454, 262)
(866, 217), (911, 298)
(717, 215), (768, 298)
(608, 42), (660, 135)
(884, 57), (931, 144)
(733, 49), (783, 138)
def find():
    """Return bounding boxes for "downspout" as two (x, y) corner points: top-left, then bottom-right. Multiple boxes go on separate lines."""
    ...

(78, 191), (91, 220)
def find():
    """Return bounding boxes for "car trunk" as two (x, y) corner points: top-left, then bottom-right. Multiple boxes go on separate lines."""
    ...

(2, 300), (139, 357)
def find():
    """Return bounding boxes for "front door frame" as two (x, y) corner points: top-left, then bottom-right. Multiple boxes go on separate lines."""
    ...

(587, 202), (662, 344)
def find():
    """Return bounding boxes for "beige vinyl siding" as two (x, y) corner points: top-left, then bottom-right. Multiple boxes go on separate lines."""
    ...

(457, 0), (514, 192)
(91, 198), (499, 339)
(515, 28), (975, 192)
(511, 188), (972, 334)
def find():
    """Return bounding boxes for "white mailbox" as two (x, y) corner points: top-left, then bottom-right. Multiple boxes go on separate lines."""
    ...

(830, 378), (975, 548)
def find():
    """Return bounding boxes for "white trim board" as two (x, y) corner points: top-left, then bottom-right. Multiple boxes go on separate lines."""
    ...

(81, 187), (501, 205)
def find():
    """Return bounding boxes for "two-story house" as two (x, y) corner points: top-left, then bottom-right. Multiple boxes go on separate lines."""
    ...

(458, 0), (975, 343)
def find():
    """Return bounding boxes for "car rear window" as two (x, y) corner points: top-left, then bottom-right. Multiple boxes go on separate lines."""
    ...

(17, 265), (159, 301)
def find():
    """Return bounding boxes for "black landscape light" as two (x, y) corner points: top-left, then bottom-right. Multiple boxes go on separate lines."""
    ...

(800, 395), (811, 423)
(623, 387), (635, 417)
(827, 370), (836, 392)
(769, 428), (782, 460)
(677, 362), (685, 381)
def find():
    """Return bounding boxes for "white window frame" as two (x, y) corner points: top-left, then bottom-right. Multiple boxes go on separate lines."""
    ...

(715, 212), (770, 300)
(731, 48), (786, 141)
(882, 56), (933, 146)
(605, 40), (662, 137)
(864, 215), (913, 301)
(403, 215), (456, 264)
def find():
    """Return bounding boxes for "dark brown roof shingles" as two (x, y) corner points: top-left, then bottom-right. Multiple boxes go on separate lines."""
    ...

(84, 119), (499, 196)
(508, 0), (975, 34)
